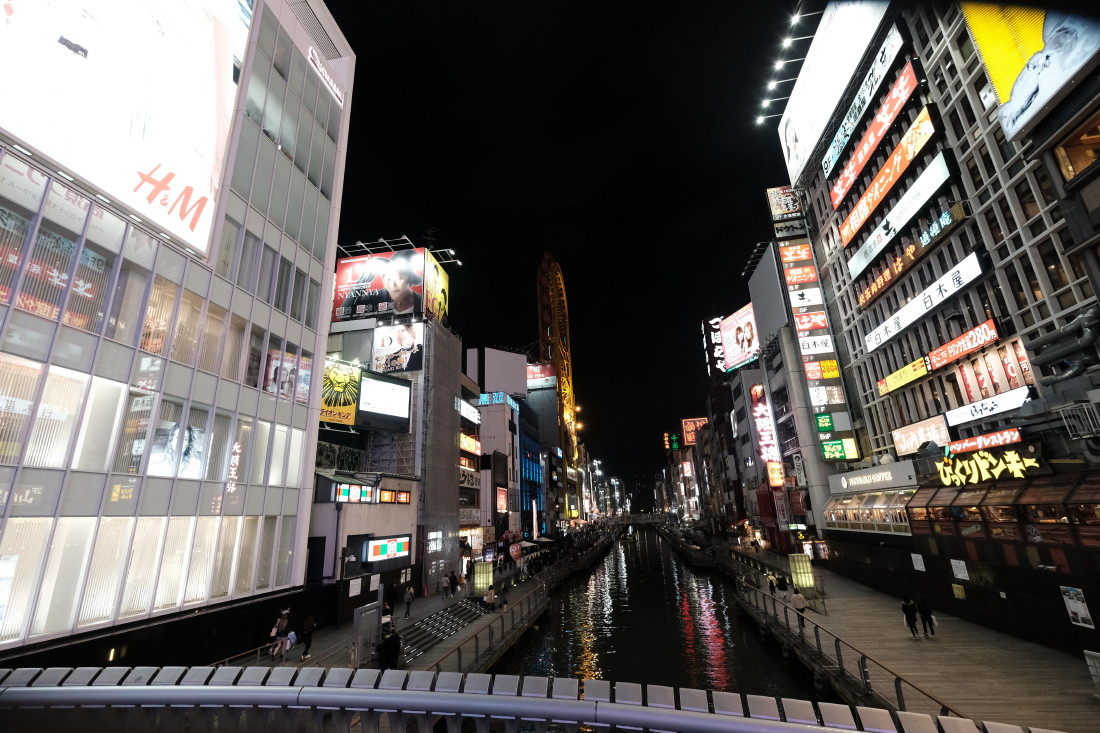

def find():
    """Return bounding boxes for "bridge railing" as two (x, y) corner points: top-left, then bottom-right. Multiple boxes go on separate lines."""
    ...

(0, 666), (1042, 733)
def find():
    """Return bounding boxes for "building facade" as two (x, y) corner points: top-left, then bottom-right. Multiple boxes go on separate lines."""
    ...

(0, 0), (354, 652)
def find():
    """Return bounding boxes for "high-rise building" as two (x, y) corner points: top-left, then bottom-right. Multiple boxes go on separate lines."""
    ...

(0, 0), (354, 653)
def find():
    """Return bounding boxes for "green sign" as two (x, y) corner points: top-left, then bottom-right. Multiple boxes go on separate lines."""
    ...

(816, 413), (834, 432)
(821, 438), (859, 460)
(670, 433), (681, 451)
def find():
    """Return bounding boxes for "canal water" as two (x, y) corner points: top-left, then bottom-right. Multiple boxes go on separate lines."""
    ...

(491, 527), (827, 700)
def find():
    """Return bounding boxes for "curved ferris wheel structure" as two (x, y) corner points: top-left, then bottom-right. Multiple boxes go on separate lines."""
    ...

(537, 252), (579, 515)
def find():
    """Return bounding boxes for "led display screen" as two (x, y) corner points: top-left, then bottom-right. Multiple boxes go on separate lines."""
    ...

(720, 303), (758, 371)
(356, 369), (411, 432)
(0, 1), (252, 254)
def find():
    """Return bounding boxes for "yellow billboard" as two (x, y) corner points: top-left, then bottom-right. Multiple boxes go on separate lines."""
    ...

(423, 249), (451, 323)
(320, 360), (359, 425)
(962, 5), (1100, 140)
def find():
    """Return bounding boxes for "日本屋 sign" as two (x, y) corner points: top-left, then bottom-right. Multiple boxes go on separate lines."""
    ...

(866, 252), (983, 352)
(934, 446), (1039, 486)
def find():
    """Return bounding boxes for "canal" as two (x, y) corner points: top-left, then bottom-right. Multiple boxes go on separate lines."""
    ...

(491, 527), (829, 700)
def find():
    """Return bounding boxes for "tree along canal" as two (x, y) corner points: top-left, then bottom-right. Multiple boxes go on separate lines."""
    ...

(491, 527), (834, 701)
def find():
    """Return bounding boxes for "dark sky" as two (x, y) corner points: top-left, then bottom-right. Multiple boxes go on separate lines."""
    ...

(323, 1), (816, 484)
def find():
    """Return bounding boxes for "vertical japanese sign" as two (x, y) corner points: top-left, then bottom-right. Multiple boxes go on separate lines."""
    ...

(750, 383), (785, 488)
(772, 187), (859, 462)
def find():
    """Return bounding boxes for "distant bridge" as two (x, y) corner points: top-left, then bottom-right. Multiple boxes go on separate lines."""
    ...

(606, 513), (665, 525)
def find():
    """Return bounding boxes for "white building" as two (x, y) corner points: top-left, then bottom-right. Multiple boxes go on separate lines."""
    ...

(0, 0), (354, 652)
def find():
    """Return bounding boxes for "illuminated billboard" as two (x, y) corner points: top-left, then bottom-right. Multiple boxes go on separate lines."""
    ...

(928, 319), (1000, 370)
(702, 317), (726, 377)
(847, 151), (955, 279)
(720, 304), (758, 371)
(750, 383), (785, 488)
(320, 360), (360, 425)
(822, 25), (906, 178)
(367, 536), (411, 561)
(782, 227), (858, 462)
(682, 417), (708, 446)
(892, 415), (951, 456)
(840, 107), (937, 247)
(423, 249), (450, 322)
(865, 252), (983, 352)
(527, 362), (558, 390)
(0, 1), (252, 254)
(945, 385), (1032, 427)
(832, 61), (919, 208)
(779, 1), (891, 183)
(372, 323), (425, 373)
(948, 428), (1022, 455)
(877, 357), (931, 396)
(357, 369), (412, 433)
(766, 186), (804, 221)
(333, 249), (426, 322)
(962, 5), (1100, 141)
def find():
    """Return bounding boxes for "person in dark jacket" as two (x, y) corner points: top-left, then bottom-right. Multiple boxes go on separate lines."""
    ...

(917, 597), (936, 639)
(901, 597), (920, 639)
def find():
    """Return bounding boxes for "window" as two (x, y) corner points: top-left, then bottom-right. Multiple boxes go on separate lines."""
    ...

(223, 315), (247, 381)
(118, 517), (166, 617)
(147, 399), (185, 477)
(24, 366), (89, 468)
(18, 183), (88, 321)
(111, 391), (155, 473)
(246, 326), (265, 388)
(170, 289), (205, 366)
(77, 516), (133, 627)
(274, 257), (293, 312)
(197, 303), (227, 374)
(296, 351), (312, 405)
(66, 240), (118, 334)
(1054, 109), (1100, 183)
(290, 267), (306, 321)
(257, 245), (277, 304)
(235, 516), (260, 594)
(0, 354), (44, 464)
(215, 218), (241, 279)
(140, 275), (178, 355)
(205, 412), (233, 481)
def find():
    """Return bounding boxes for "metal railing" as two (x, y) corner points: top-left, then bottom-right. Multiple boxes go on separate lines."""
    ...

(736, 585), (963, 718)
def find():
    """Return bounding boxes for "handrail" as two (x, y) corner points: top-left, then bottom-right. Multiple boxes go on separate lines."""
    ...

(737, 584), (964, 717)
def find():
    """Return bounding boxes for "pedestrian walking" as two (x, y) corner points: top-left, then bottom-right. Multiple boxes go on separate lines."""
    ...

(484, 584), (496, 611)
(901, 597), (920, 639)
(449, 571), (459, 598)
(776, 574), (789, 600)
(500, 583), (510, 610)
(917, 597), (936, 639)
(768, 575), (777, 596)
(300, 613), (316, 659)
(270, 608), (291, 659)
(791, 588), (807, 632)
(404, 586), (415, 618)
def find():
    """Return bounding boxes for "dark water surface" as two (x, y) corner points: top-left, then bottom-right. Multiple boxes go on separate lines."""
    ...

(491, 527), (826, 699)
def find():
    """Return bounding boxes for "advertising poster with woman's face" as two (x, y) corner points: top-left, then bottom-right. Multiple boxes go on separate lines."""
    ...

(332, 250), (426, 322)
(720, 303), (758, 371)
(372, 323), (425, 373)
(423, 249), (450, 322)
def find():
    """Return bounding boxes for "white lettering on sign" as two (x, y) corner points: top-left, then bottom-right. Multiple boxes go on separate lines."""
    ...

(308, 47), (345, 108)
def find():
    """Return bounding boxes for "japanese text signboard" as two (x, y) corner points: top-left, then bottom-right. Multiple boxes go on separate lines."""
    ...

(751, 383), (785, 487)
(934, 446), (1039, 486)
(776, 198), (859, 462)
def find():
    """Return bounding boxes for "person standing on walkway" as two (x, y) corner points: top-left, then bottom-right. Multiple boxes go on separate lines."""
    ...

(768, 575), (777, 596)
(449, 571), (459, 599)
(901, 597), (920, 639)
(917, 597), (936, 639)
(404, 586), (415, 618)
(271, 609), (291, 659)
(484, 584), (496, 611)
(791, 588), (807, 632)
(300, 613), (316, 660)
(500, 582), (510, 611)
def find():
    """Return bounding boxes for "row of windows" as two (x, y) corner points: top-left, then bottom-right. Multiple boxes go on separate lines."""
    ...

(0, 351), (308, 486)
(0, 513), (295, 645)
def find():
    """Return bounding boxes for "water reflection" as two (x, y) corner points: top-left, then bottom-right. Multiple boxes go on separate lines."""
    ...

(493, 528), (820, 699)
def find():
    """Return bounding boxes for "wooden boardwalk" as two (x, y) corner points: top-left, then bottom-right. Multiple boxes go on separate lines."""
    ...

(777, 567), (1098, 733)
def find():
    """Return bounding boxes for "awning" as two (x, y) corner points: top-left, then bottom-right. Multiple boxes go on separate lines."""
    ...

(981, 482), (1026, 505)
(1068, 473), (1100, 504)
(927, 489), (960, 507)
(952, 487), (989, 506)
(519, 541), (538, 548)
(906, 487), (940, 508)
(1017, 474), (1079, 504)
(535, 536), (554, 542)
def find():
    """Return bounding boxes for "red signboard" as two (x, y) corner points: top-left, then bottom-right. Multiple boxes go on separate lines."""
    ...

(948, 428), (1022, 454)
(840, 106), (936, 246)
(779, 243), (812, 263)
(784, 265), (818, 285)
(794, 310), (829, 332)
(928, 319), (1000, 370)
(831, 61), (918, 209)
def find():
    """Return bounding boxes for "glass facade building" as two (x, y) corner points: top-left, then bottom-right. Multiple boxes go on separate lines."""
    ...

(0, 0), (354, 651)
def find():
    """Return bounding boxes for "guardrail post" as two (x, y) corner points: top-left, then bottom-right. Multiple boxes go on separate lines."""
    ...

(895, 676), (907, 711)
(859, 655), (872, 693)
(813, 625), (823, 655)
(834, 637), (844, 672)
(474, 634), (480, 662)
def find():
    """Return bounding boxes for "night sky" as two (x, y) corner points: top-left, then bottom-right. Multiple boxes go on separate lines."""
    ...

(322, 0), (817, 487)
